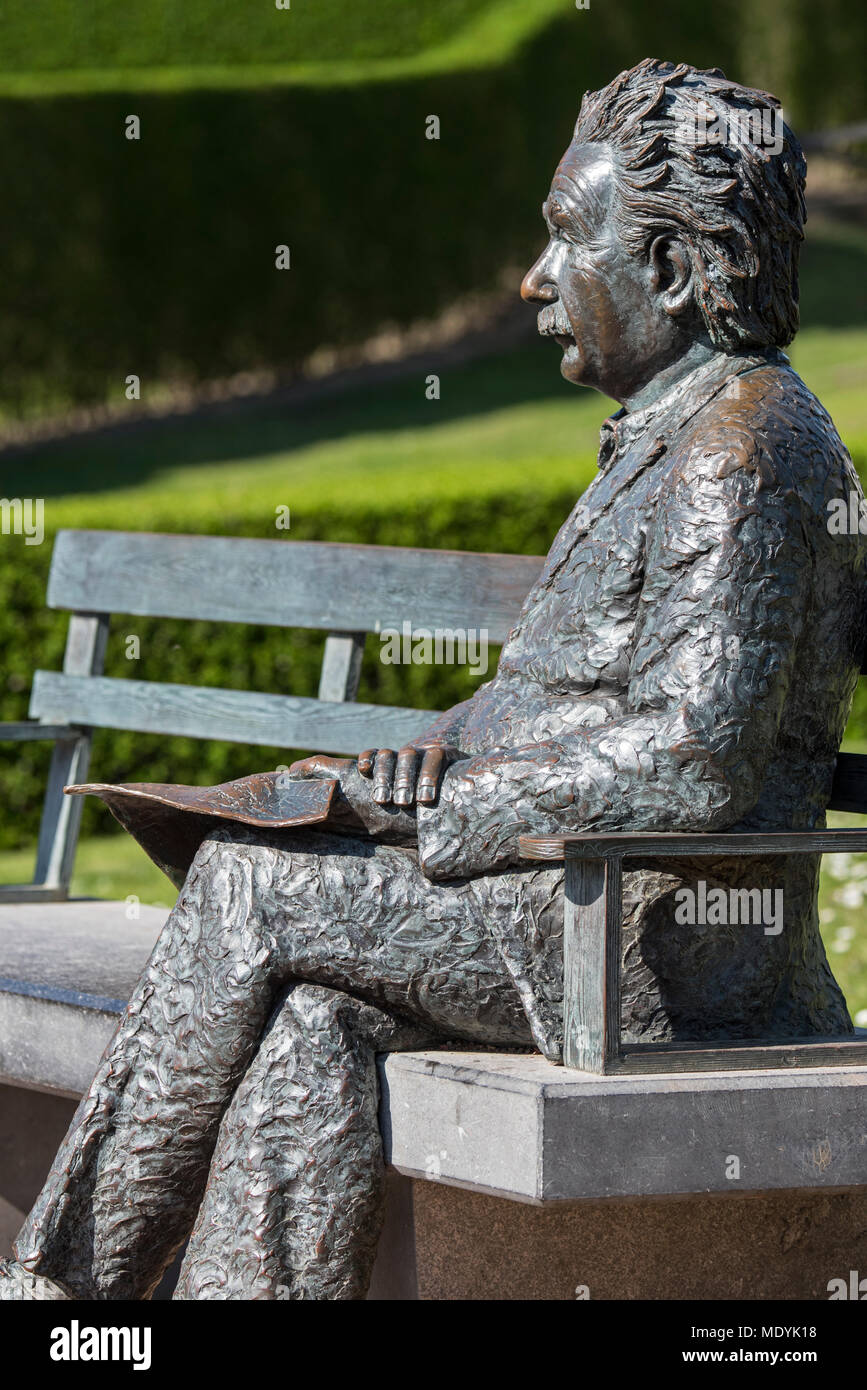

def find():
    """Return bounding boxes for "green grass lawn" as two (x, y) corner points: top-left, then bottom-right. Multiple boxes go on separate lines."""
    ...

(20, 320), (867, 533)
(14, 214), (867, 511)
(0, 835), (176, 914)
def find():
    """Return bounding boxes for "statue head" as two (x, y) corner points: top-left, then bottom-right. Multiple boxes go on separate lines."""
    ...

(521, 58), (807, 405)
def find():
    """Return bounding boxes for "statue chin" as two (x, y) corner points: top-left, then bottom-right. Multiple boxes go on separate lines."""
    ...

(559, 343), (584, 383)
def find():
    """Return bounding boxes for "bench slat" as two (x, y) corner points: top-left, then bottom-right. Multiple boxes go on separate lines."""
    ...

(30, 671), (437, 755)
(0, 723), (79, 742)
(47, 531), (543, 644)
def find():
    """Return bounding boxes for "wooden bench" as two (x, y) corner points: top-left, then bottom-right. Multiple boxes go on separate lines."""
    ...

(0, 528), (541, 1095)
(1, 526), (866, 1099)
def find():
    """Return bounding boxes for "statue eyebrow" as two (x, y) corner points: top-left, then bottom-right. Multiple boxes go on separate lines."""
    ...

(542, 198), (571, 233)
(543, 196), (590, 242)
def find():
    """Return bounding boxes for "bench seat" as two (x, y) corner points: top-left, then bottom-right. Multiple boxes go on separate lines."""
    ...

(0, 901), (169, 1096)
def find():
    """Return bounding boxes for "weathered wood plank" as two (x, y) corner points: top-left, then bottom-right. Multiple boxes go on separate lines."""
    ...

(829, 751), (867, 814)
(318, 632), (366, 703)
(32, 615), (109, 895)
(611, 1032), (867, 1075)
(563, 856), (622, 1073)
(47, 531), (543, 644)
(520, 829), (867, 860)
(0, 723), (79, 742)
(30, 671), (437, 755)
(0, 885), (70, 904)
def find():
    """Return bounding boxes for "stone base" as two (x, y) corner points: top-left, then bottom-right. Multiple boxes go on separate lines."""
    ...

(0, 1082), (74, 1260)
(0, 1083), (185, 1299)
(4, 1057), (867, 1301)
(407, 1178), (867, 1300)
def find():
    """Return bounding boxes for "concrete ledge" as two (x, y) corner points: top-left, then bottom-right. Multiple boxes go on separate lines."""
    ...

(379, 1050), (867, 1203)
(2, 903), (865, 1207)
(0, 901), (168, 1095)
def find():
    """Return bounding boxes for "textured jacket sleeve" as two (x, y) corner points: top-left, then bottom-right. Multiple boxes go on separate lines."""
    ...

(416, 433), (812, 878)
(407, 697), (477, 749)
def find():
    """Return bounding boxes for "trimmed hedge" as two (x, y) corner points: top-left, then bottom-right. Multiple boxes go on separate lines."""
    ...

(0, 1), (500, 73)
(0, 483), (577, 852)
(1, 2), (864, 419)
(4, 473), (867, 854)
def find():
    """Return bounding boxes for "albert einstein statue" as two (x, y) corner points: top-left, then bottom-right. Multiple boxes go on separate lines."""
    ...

(3, 58), (864, 1300)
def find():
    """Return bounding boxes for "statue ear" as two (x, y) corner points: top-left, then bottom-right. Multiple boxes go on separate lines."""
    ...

(649, 235), (694, 317)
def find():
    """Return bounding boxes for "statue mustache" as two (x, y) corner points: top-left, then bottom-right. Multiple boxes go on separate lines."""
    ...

(537, 304), (574, 337)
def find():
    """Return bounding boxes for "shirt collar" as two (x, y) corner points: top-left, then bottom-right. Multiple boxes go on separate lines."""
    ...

(596, 347), (790, 472)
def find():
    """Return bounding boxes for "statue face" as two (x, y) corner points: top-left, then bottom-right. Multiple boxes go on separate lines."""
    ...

(521, 142), (680, 404)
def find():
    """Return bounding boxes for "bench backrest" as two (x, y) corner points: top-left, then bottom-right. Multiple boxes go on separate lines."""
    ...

(17, 527), (867, 899)
(23, 529), (544, 896)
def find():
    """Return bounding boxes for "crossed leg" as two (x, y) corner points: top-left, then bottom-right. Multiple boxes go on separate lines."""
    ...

(12, 826), (548, 1300)
(174, 984), (430, 1300)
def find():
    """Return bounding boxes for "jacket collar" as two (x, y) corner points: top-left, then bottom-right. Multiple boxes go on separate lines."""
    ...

(596, 346), (790, 473)
(536, 346), (791, 589)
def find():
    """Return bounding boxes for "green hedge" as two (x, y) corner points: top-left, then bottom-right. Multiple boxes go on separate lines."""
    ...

(0, 483), (576, 853)
(4, 476), (867, 854)
(0, 0), (500, 73)
(0, 1), (863, 420)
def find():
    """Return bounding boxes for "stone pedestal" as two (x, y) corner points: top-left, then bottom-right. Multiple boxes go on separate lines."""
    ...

(4, 1044), (867, 1301)
(0, 1081), (75, 1260)
(408, 1179), (867, 1300)
(369, 1049), (867, 1299)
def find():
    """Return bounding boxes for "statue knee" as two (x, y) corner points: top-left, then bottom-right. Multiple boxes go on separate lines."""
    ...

(177, 833), (281, 972)
(264, 983), (406, 1056)
(272, 982), (345, 1034)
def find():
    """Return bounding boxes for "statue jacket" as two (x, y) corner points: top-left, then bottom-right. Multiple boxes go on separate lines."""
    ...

(78, 346), (867, 1061)
(410, 346), (867, 1054)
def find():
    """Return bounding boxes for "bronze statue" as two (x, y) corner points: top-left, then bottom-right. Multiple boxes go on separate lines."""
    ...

(2, 58), (863, 1301)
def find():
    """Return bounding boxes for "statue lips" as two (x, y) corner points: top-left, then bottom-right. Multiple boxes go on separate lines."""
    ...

(64, 773), (337, 889)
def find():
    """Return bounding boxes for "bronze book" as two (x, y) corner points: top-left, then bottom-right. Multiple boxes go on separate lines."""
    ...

(65, 774), (338, 889)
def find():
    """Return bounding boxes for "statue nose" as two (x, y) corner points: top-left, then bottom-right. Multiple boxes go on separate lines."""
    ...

(521, 257), (556, 304)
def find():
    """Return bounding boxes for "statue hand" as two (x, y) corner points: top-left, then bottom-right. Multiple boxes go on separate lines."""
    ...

(285, 752), (424, 837)
(357, 744), (463, 806)
(286, 754), (355, 781)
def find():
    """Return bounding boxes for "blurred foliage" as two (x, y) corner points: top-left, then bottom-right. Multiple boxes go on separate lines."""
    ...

(0, 1), (863, 419)
(818, 816), (867, 1022)
(0, 1), (557, 81)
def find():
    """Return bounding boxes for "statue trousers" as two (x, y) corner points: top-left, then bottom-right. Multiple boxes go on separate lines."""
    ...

(14, 825), (563, 1299)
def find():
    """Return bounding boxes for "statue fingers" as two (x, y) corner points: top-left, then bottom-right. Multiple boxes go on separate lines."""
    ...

(417, 746), (446, 803)
(371, 748), (397, 803)
(288, 754), (351, 778)
(357, 749), (378, 778)
(392, 746), (420, 806)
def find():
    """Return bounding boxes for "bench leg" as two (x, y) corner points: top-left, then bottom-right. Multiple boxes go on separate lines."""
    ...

(563, 855), (622, 1072)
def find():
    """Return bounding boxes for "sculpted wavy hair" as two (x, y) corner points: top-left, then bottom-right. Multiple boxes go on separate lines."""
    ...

(573, 58), (807, 350)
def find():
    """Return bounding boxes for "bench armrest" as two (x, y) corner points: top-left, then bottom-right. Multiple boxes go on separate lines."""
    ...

(0, 722), (79, 743)
(519, 829), (867, 861)
(520, 826), (867, 1073)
